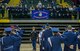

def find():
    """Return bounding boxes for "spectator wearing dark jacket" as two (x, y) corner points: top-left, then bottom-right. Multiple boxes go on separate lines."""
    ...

(30, 27), (38, 51)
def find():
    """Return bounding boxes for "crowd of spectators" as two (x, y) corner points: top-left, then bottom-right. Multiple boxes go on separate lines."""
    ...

(0, 0), (10, 18)
(72, 0), (80, 6)
(0, 0), (80, 20)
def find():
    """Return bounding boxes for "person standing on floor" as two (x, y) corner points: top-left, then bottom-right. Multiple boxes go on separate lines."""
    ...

(11, 25), (24, 51)
(48, 27), (63, 51)
(30, 27), (38, 51)
(77, 27), (80, 51)
(63, 25), (77, 51)
(41, 23), (53, 51)
(0, 27), (20, 51)
(39, 26), (45, 51)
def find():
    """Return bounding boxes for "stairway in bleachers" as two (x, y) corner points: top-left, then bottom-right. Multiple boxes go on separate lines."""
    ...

(0, 22), (79, 43)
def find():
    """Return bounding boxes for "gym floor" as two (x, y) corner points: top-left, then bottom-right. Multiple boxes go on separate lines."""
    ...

(20, 43), (78, 51)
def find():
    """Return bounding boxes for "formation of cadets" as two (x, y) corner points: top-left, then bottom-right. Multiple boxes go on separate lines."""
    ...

(37, 24), (80, 51)
(0, 25), (24, 51)
(0, 24), (80, 51)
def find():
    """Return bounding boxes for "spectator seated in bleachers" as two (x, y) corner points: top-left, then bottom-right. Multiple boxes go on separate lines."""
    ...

(7, 5), (30, 19)
(42, 5), (47, 10)
(47, 4), (52, 9)
(6, 4), (79, 20)
(0, 5), (5, 19)
(1, 0), (79, 20)
(37, 1), (42, 9)
(0, 6), (2, 17)
(43, 0), (48, 2)
(51, 0), (56, 7)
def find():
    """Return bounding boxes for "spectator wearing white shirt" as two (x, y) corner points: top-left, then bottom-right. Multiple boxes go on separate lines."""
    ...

(69, 6), (74, 11)
(37, 1), (42, 9)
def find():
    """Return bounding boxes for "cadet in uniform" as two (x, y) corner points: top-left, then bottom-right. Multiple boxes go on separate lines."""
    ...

(63, 25), (77, 51)
(72, 27), (77, 51)
(48, 27), (63, 51)
(42, 24), (53, 51)
(11, 25), (24, 51)
(0, 27), (20, 51)
(77, 28), (80, 51)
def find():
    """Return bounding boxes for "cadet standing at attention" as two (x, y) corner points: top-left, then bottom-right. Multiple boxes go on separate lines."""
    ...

(42, 23), (53, 51)
(77, 27), (80, 51)
(63, 25), (77, 51)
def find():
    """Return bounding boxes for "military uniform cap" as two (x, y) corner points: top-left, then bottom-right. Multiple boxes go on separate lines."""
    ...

(52, 27), (59, 32)
(4, 27), (12, 32)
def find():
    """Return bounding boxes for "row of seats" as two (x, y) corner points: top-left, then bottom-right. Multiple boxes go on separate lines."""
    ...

(6, 6), (79, 19)
(7, 7), (29, 19)
(0, 6), (80, 19)
(49, 7), (77, 19)
(21, 0), (56, 8)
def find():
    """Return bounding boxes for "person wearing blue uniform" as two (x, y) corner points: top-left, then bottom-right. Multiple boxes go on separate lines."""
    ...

(42, 24), (53, 51)
(15, 25), (24, 37)
(30, 27), (38, 51)
(39, 26), (45, 51)
(48, 27), (63, 51)
(11, 25), (24, 51)
(0, 39), (1, 51)
(0, 27), (20, 51)
(72, 27), (77, 51)
(63, 25), (77, 51)
(77, 28), (80, 51)
(72, 27), (77, 34)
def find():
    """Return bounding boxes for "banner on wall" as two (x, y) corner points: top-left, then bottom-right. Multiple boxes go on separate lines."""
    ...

(32, 10), (49, 19)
